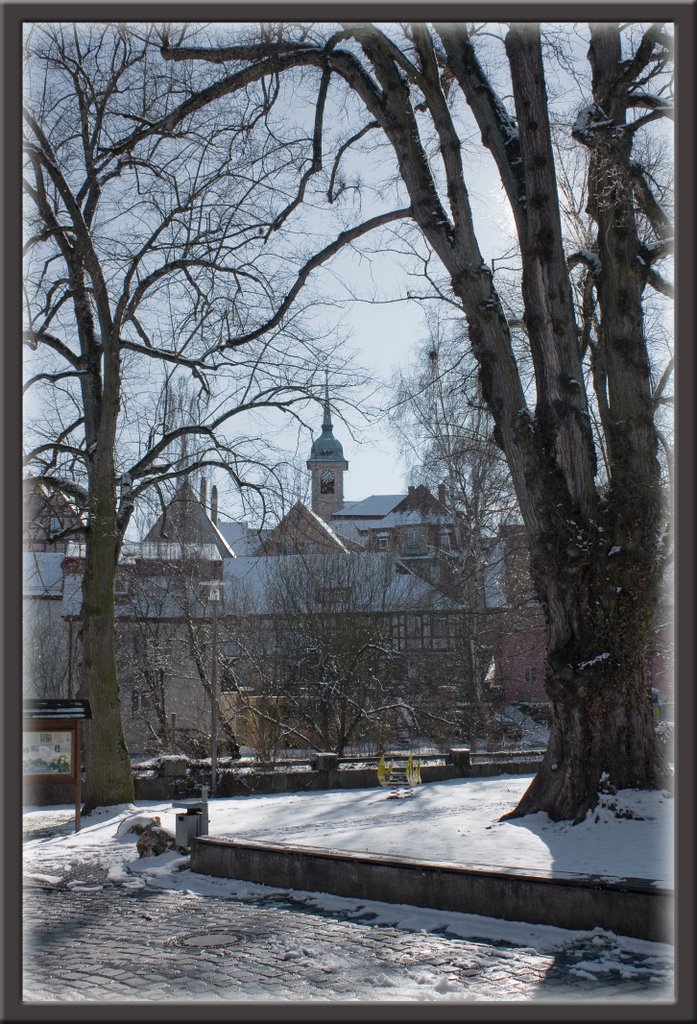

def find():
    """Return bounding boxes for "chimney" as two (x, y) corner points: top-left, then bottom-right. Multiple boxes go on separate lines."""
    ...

(438, 482), (446, 504)
(408, 485), (415, 495)
(211, 485), (218, 525)
(199, 477), (207, 507)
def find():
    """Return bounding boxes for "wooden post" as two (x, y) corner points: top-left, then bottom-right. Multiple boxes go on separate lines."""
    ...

(74, 721), (81, 832)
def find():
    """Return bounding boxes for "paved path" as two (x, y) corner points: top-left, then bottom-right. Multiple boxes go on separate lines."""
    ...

(23, 878), (673, 1004)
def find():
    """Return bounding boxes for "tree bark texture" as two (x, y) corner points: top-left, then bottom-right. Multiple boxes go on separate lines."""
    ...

(80, 454), (134, 808)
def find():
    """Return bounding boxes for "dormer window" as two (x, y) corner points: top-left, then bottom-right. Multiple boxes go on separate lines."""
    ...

(405, 527), (422, 552)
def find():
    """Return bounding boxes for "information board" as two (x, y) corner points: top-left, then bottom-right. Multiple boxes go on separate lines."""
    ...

(22, 730), (73, 776)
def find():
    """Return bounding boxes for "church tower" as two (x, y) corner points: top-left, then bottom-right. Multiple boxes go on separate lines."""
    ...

(306, 376), (348, 522)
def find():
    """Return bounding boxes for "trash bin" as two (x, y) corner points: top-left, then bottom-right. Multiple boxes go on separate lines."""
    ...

(173, 794), (209, 848)
(175, 809), (203, 848)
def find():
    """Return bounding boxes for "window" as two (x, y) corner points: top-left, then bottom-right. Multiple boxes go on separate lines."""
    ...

(523, 666), (538, 685)
(198, 581), (223, 603)
(377, 532), (389, 550)
(406, 614), (430, 649)
(131, 690), (151, 713)
(390, 614), (406, 651)
(404, 527), (422, 552)
(315, 586), (351, 608)
(49, 516), (63, 533)
(432, 616), (448, 639)
(114, 574), (130, 603)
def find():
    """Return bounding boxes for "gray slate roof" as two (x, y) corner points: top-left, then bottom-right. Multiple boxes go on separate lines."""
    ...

(217, 521), (260, 556)
(366, 509), (452, 528)
(223, 553), (460, 616)
(332, 495), (406, 519)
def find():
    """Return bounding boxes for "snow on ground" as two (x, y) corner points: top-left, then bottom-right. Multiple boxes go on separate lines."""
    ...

(23, 774), (674, 958)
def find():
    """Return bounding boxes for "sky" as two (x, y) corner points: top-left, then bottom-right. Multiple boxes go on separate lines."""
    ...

(239, 156), (517, 513)
(23, 772), (674, 997)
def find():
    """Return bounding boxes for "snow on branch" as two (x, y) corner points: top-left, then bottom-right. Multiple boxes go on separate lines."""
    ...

(567, 250), (603, 280)
(571, 104), (614, 143)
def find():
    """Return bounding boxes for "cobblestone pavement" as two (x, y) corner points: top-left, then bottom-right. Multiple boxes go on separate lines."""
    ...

(23, 879), (674, 1004)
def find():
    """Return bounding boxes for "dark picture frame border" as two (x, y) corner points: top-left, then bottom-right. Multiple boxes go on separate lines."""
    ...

(3, 2), (694, 1020)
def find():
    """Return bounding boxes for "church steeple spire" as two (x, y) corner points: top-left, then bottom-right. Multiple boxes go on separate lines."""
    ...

(322, 368), (332, 431)
(307, 370), (349, 522)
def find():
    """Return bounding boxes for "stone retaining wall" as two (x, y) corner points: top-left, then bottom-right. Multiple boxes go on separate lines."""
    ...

(191, 836), (673, 944)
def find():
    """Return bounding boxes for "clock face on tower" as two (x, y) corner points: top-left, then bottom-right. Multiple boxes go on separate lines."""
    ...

(320, 469), (335, 494)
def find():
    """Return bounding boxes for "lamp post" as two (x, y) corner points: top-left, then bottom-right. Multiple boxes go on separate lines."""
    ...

(204, 580), (222, 795)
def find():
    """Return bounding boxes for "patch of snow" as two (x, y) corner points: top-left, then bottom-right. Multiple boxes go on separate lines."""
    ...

(578, 652), (610, 670)
(25, 873), (62, 886)
(115, 811), (162, 838)
(24, 776), (673, 904)
(572, 103), (614, 138)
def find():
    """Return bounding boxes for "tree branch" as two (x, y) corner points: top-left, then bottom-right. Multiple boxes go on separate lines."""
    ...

(220, 207), (414, 349)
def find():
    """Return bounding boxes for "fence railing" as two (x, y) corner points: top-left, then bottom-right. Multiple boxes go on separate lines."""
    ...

(130, 745), (548, 801)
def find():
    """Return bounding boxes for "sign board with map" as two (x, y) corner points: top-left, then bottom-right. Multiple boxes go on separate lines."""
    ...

(23, 700), (92, 831)
(23, 729), (74, 776)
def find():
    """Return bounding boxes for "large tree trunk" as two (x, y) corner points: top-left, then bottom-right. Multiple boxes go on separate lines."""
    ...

(77, 269), (134, 808)
(504, 520), (665, 822)
(80, 446), (134, 809)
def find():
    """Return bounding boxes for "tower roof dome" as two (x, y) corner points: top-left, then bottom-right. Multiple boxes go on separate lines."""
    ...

(307, 377), (348, 465)
(309, 427), (345, 461)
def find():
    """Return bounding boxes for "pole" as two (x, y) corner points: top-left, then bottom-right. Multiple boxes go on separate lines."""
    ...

(74, 721), (81, 832)
(210, 593), (218, 796)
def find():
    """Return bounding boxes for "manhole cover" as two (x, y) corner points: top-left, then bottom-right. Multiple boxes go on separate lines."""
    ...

(169, 931), (248, 948)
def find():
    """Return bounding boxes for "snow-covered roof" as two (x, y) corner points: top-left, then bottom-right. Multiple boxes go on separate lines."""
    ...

(23, 552), (65, 598)
(333, 495), (406, 519)
(23, 699), (92, 720)
(367, 509), (452, 528)
(224, 553), (460, 616)
(217, 521), (260, 556)
(209, 522), (236, 559)
(302, 505), (352, 552)
(122, 541), (224, 563)
(61, 566), (221, 621)
(142, 480), (235, 559)
(330, 520), (369, 545)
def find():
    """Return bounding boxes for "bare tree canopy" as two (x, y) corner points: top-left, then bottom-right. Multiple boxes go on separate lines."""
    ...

(22, 23), (370, 806)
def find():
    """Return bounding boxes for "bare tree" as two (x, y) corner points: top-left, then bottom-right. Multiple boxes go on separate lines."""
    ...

(22, 24), (360, 807)
(239, 553), (402, 755)
(150, 20), (674, 820)
(390, 319), (518, 746)
(221, 551), (467, 756)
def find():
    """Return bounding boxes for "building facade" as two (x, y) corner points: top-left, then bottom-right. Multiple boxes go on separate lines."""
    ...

(22, 397), (673, 758)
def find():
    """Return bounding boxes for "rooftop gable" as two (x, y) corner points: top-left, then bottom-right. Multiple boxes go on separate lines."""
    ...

(143, 480), (234, 558)
(256, 501), (359, 555)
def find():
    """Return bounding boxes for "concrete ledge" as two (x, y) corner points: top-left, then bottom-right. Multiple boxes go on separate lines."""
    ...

(190, 836), (673, 944)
